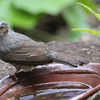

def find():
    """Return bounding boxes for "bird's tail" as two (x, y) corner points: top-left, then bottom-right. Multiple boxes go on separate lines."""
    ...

(46, 49), (88, 67)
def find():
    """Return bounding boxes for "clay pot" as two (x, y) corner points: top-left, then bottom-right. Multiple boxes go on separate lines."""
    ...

(0, 63), (100, 100)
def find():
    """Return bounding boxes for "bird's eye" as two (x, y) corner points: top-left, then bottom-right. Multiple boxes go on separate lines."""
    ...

(2, 27), (7, 33)
(0, 26), (8, 33)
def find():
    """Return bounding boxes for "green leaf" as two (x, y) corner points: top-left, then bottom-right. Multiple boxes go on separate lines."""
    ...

(12, 0), (76, 15)
(77, 2), (100, 21)
(0, 0), (39, 29)
(94, 13), (100, 20)
(78, 0), (96, 10)
(72, 28), (100, 36)
(97, 8), (100, 11)
(10, 6), (40, 29)
(77, 2), (95, 14)
(0, 0), (12, 21)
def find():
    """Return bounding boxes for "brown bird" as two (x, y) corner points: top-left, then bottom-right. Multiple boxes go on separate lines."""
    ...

(0, 20), (85, 73)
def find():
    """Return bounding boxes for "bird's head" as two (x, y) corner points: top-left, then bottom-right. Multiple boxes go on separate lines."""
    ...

(0, 20), (9, 39)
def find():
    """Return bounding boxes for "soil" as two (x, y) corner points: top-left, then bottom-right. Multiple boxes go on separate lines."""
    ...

(0, 40), (100, 79)
(48, 41), (100, 63)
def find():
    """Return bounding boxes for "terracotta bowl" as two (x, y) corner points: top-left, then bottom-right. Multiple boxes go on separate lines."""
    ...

(0, 63), (100, 100)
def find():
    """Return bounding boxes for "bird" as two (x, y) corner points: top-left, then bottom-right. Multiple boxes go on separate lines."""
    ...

(0, 20), (86, 73)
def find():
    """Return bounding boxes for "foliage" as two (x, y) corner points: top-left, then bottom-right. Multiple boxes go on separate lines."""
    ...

(0, 0), (75, 29)
(72, 29), (100, 36)
(62, 0), (96, 41)
(0, 0), (96, 41)
(72, 2), (100, 36)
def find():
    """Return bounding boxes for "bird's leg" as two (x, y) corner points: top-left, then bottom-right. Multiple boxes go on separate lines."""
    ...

(12, 70), (18, 77)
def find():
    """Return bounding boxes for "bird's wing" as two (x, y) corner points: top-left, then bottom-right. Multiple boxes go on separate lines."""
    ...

(3, 41), (52, 65)
(2, 41), (88, 67)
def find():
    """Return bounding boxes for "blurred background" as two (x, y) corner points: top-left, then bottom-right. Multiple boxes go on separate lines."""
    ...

(0, 0), (99, 42)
